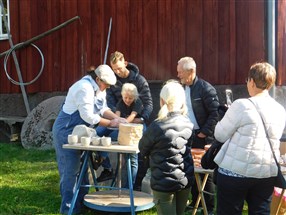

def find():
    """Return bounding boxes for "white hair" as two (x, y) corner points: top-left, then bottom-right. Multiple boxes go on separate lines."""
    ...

(121, 83), (139, 100)
(178, 57), (196, 71)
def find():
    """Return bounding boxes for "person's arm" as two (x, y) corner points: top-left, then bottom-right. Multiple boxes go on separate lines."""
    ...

(99, 109), (127, 127)
(126, 111), (138, 123)
(97, 117), (123, 127)
(115, 110), (121, 117)
(75, 83), (102, 125)
(214, 99), (243, 142)
(199, 86), (220, 137)
(128, 99), (144, 123)
(106, 85), (119, 113)
(136, 76), (153, 121)
(102, 109), (119, 120)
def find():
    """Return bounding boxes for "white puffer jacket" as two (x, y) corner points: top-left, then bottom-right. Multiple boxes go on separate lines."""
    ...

(214, 96), (286, 178)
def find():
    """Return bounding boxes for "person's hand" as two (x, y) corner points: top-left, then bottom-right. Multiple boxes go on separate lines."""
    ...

(109, 118), (120, 127)
(132, 118), (144, 124)
(117, 117), (128, 124)
(197, 132), (206, 138)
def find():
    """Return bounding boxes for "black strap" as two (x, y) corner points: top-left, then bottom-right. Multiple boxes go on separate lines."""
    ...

(248, 98), (281, 169)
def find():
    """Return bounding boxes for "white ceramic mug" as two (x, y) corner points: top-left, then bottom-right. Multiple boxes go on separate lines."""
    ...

(68, 134), (78, 145)
(81, 136), (91, 146)
(101, 136), (111, 147)
(91, 137), (101, 146)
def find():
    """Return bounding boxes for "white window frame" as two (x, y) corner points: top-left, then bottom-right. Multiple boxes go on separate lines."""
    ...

(0, 0), (10, 40)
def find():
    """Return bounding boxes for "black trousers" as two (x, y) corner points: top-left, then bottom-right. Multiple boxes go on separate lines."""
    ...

(216, 171), (274, 215)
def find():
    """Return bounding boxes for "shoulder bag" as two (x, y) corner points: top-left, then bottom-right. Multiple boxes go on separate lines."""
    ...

(248, 99), (286, 189)
(200, 104), (228, 169)
(201, 140), (223, 170)
(201, 140), (224, 184)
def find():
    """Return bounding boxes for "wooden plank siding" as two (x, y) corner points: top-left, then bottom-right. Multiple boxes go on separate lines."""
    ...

(0, 0), (285, 94)
(277, 0), (286, 86)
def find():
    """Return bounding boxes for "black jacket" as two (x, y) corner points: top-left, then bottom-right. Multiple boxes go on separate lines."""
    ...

(139, 112), (195, 192)
(189, 76), (220, 137)
(106, 62), (153, 122)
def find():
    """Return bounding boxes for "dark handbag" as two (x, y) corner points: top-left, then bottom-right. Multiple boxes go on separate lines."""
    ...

(218, 104), (229, 120)
(248, 99), (286, 189)
(200, 104), (227, 169)
(276, 169), (286, 189)
(201, 140), (223, 170)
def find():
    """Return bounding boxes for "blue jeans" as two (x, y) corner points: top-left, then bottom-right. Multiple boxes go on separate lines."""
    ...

(96, 126), (119, 169)
(216, 171), (275, 215)
(96, 125), (146, 187)
(53, 110), (89, 214)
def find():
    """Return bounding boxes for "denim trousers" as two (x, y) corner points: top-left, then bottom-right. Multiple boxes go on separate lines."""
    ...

(95, 125), (146, 187)
(96, 126), (119, 170)
(53, 110), (89, 214)
(216, 171), (275, 215)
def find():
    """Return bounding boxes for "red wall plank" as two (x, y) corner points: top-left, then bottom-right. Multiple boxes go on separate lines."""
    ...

(277, 0), (286, 85)
(157, 0), (172, 80)
(0, 0), (285, 94)
(142, 0), (158, 79)
(185, 0), (203, 71)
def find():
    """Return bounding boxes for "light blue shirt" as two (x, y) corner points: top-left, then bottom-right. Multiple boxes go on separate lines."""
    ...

(63, 75), (110, 125)
(185, 86), (200, 129)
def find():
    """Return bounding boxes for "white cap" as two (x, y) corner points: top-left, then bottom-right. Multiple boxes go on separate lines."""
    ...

(94, 65), (117, 85)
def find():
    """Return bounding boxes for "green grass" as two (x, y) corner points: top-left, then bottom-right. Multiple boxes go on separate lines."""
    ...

(0, 142), (157, 215)
(0, 142), (248, 215)
(0, 142), (61, 214)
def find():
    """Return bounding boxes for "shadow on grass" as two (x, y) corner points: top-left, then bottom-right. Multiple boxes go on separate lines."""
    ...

(0, 185), (61, 214)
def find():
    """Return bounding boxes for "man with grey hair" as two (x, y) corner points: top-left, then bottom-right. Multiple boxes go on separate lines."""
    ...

(177, 57), (220, 215)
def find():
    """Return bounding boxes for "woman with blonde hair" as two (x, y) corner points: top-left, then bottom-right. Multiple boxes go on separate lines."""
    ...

(139, 80), (194, 215)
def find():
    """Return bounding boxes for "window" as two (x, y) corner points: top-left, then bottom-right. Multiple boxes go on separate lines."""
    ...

(0, 0), (9, 40)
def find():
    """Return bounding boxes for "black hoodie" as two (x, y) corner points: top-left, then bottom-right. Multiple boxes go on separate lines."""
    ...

(106, 62), (153, 122)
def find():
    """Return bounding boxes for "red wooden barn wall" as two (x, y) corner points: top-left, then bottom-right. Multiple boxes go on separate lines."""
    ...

(0, 0), (285, 94)
(277, 0), (286, 86)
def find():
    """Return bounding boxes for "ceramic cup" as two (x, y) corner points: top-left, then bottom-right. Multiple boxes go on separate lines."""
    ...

(68, 134), (78, 145)
(101, 136), (111, 147)
(91, 137), (101, 146)
(81, 136), (91, 146)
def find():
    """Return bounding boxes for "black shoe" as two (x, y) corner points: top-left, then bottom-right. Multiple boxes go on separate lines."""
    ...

(97, 169), (114, 182)
(90, 153), (103, 170)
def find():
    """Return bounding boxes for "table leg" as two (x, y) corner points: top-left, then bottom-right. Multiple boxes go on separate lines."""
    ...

(192, 173), (209, 215)
(118, 153), (122, 197)
(88, 154), (98, 190)
(126, 153), (135, 215)
(68, 151), (90, 215)
(275, 189), (285, 215)
(111, 153), (120, 187)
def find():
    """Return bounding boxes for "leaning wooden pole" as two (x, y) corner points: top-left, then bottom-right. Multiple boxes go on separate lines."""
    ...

(0, 16), (81, 58)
